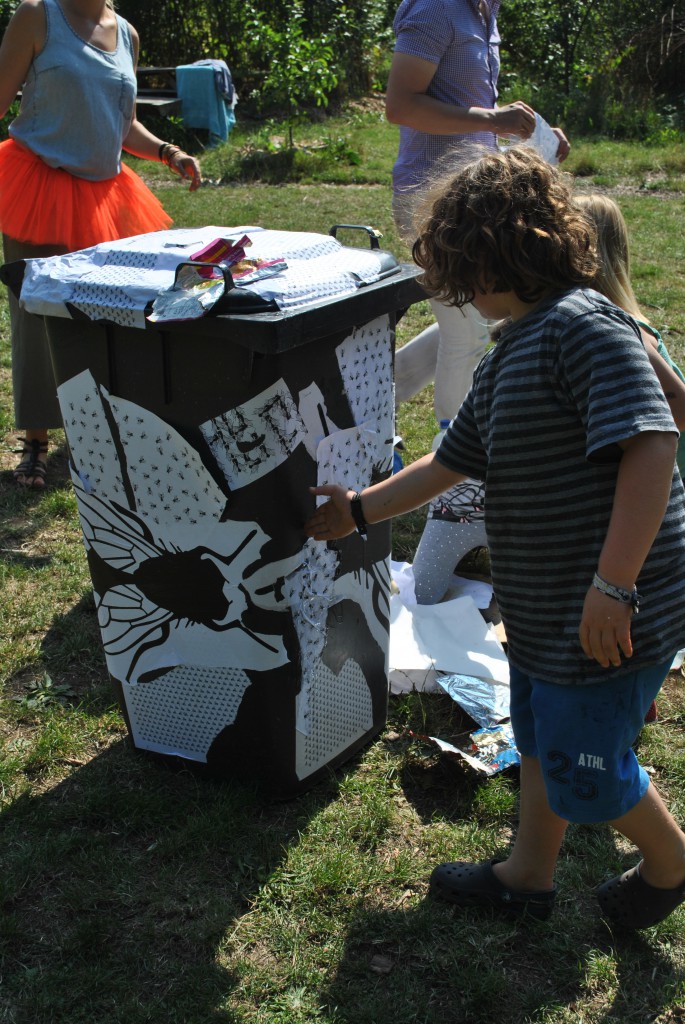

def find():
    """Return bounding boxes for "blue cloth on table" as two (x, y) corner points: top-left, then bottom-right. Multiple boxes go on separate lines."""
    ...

(175, 63), (235, 145)
(191, 59), (234, 104)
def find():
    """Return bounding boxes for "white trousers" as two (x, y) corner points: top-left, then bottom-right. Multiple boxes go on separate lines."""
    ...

(392, 191), (490, 421)
(395, 298), (489, 421)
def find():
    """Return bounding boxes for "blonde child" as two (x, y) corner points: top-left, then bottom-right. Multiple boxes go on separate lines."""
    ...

(577, 192), (685, 476)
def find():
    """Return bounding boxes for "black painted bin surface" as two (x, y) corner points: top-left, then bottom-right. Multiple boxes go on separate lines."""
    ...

(11, 228), (425, 796)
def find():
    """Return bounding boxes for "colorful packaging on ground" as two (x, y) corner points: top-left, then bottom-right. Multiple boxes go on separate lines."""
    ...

(412, 722), (520, 776)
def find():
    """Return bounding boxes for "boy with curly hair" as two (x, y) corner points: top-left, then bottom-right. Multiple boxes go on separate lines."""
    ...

(305, 146), (685, 928)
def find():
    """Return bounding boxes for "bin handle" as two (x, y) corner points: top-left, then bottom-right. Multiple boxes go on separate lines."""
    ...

(173, 261), (235, 290)
(328, 224), (382, 250)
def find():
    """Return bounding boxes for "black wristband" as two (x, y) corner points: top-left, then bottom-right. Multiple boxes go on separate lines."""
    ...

(350, 492), (368, 538)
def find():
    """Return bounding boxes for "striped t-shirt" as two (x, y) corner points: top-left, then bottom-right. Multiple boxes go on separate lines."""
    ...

(435, 288), (685, 684)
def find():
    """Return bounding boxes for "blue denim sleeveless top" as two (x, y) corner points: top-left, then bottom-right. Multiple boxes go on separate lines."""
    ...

(10, 0), (137, 181)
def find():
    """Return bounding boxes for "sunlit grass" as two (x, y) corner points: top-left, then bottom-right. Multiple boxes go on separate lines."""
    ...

(1, 128), (685, 1023)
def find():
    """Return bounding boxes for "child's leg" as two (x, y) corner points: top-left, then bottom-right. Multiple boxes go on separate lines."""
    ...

(413, 516), (487, 604)
(430, 669), (565, 917)
(526, 657), (685, 926)
(598, 782), (685, 927)
(610, 781), (685, 889)
(492, 754), (568, 892)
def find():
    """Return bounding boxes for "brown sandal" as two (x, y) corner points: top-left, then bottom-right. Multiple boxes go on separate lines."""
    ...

(13, 437), (48, 488)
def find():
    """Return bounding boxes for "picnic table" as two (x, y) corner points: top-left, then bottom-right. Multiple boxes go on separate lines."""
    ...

(135, 67), (182, 116)
(136, 65), (235, 145)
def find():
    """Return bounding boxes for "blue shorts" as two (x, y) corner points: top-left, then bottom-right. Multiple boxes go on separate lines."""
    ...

(509, 658), (673, 824)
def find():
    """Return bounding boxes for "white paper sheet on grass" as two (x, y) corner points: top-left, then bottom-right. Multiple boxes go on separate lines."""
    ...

(388, 593), (509, 694)
(391, 559), (493, 611)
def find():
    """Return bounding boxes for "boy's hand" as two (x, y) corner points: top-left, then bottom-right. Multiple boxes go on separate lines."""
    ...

(305, 486), (356, 541)
(579, 587), (633, 667)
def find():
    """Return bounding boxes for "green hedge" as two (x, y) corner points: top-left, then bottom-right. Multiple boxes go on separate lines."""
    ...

(0, 1), (681, 134)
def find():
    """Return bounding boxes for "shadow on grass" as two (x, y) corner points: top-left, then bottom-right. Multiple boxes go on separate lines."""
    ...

(231, 146), (299, 184)
(384, 691), (515, 825)
(38, 590), (111, 703)
(320, 896), (682, 1024)
(3, 555), (110, 712)
(0, 739), (346, 1024)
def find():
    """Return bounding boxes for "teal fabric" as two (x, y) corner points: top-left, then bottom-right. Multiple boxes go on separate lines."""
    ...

(638, 320), (685, 477)
(176, 64), (235, 145)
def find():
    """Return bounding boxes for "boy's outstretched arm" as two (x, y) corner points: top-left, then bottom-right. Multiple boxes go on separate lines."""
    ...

(579, 430), (678, 668)
(305, 453), (462, 541)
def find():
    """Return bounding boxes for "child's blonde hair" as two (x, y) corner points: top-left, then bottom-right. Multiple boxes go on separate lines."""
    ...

(412, 146), (598, 308)
(574, 193), (647, 323)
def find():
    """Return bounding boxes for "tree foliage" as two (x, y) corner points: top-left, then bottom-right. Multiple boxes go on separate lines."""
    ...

(112, 0), (393, 111)
(498, 0), (684, 133)
(0, 0), (682, 135)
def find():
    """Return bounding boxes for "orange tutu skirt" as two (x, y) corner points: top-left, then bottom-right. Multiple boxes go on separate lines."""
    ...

(0, 139), (172, 252)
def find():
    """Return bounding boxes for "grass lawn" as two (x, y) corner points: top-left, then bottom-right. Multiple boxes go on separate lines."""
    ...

(1, 110), (685, 1023)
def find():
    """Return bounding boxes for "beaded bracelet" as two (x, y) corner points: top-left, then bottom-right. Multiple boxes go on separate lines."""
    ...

(592, 572), (641, 613)
(158, 142), (182, 166)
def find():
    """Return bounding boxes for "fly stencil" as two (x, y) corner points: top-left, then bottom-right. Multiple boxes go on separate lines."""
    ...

(336, 315), (394, 460)
(58, 371), (300, 692)
(50, 306), (398, 787)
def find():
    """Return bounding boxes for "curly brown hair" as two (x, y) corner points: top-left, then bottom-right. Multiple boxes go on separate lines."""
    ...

(412, 146), (599, 307)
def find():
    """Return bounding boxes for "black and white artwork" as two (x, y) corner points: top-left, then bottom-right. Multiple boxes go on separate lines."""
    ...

(200, 379), (307, 490)
(56, 313), (396, 787)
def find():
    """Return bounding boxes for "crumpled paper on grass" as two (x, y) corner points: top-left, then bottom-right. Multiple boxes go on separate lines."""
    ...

(389, 560), (510, 726)
(415, 722), (520, 776)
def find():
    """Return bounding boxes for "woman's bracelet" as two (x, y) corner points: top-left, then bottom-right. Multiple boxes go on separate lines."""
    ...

(592, 572), (641, 613)
(350, 492), (368, 539)
(158, 142), (183, 166)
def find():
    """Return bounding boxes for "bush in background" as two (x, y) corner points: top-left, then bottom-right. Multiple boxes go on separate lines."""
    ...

(0, 0), (681, 140)
(498, 0), (684, 138)
(111, 0), (393, 116)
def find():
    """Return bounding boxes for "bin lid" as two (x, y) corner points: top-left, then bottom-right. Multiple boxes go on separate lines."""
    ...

(8, 226), (426, 350)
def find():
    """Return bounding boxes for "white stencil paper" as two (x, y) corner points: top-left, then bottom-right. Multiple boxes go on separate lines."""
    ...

(201, 379), (307, 490)
(285, 540), (339, 735)
(315, 425), (379, 496)
(336, 315), (394, 455)
(122, 665), (251, 761)
(295, 658), (373, 780)
(297, 383), (341, 460)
